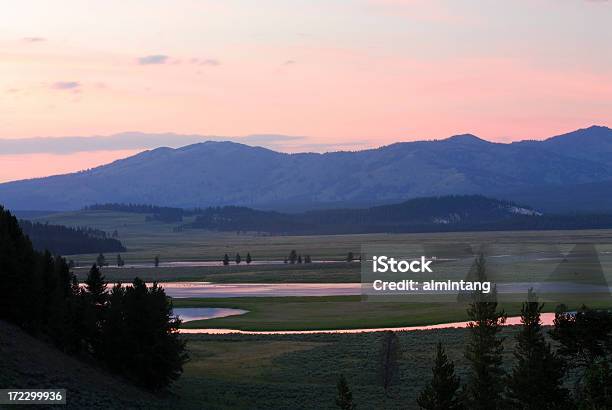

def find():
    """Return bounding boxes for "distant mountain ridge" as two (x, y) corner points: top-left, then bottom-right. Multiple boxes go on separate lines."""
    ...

(1, 125), (612, 212)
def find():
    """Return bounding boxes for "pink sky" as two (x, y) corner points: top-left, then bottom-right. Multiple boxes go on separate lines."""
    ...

(1, 0), (611, 182)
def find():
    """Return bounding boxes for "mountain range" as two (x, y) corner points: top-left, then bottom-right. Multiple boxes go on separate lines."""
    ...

(1, 125), (612, 212)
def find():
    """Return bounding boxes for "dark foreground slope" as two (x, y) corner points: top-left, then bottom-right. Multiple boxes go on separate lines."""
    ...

(1, 126), (612, 212)
(0, 320), (166, 409)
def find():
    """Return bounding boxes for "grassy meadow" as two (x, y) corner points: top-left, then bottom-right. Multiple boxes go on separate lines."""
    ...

(16, 209), (612, 408)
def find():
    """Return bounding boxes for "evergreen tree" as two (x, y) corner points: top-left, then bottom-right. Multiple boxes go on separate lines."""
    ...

(85, 264), (108, 306)
(154, 255), (160, 267)
(304, 255), (312, 263)
(120, 279), (188, 388)
(116, 254), (124, 267)
(335, 374), (356, 410)
(463, 255), (506, 410)
(505, 291), (569, 409)
(581, 359), (612, 409)
(235, 253), (241, 264)
(96, 252), (106, 267)
(297, 254), (303, 264)
(380, 331), (400, 396)
(246, 252), (252, 264)
(223, 253), (230, 266)
(100, 283), (127, 372)
(346, 252), (354, 262)
(83, 264), (108, 353)
(417, 342), (462, 410)
(289, 249), (298, 264)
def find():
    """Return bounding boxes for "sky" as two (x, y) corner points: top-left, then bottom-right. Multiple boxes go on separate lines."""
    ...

(1, 0), (611, 182)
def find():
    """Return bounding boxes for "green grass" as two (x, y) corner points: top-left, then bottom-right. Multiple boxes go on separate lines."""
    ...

(32, 210), (612, 269)
(76, 262), (361, 283)
(174, 296), (612, 331)
(173, 326), (519, 409)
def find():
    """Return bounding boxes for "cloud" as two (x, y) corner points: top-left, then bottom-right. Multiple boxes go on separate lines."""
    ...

(137, 55), (169, 65)
(22, 36), (46, 43)
(52, 81), (80, 90)
(0, 133), (360, 155)
(190, 58), (220, 66)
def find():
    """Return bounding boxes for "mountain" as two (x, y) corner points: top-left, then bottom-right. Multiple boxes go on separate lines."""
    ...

(1, 126), (612, 211)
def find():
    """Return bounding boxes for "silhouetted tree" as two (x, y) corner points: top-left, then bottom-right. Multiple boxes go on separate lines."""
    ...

(246, 252), (252, 264)
(96, 252), (106, 267)
(235, 253), (241, 264)
(417, 342), (462, 410)
(223, 254), (230, 266)
(335, 374), (356, 410)
(380, 331), (400, 396)
(297, 254), (303, 264)
(116, 254), (124, 267)
(346, 252), (354, 262)
(463, 255), (506, 410)
(289, 249), (298, 264)
(154, 255), (160, 267)
(85, 264), (108, 306)
(581, 359), (612, 409)
(304, 255), (312, 263)
(506, 291), (569, 409)
(120, 279), (188, 389)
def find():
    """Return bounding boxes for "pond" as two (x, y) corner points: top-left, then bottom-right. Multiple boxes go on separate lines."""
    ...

(172, 307), (248, 322)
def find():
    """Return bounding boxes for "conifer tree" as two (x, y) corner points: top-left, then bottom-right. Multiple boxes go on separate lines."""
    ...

(506, 290), (569, 409)
(289, 249), (298, 264)
(223, 253), (230, 265)
(246, 252), (252, 264)
(380, 331), (400, 396)
(463, 255), (506, 410)
(85, 264), (108, 306)
(235, 253), (241, 264)
(417, 342), (462, 410)
(335, 374), (356, 410)
(96, 252), (106, 267)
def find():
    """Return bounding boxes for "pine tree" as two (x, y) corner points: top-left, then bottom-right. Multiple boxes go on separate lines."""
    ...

(506, 290), (569, 409)
(235, 253), (241, 264)
(120, 278), (188, 388)
(346, 252), (354, 262)
(417, 342), (462, 410)
(581, 359), (612, 409)
(335, 374), (356, 410)
(116, 254), (124, 267)
(223, 253), (230, 266)
(289, 249), (298, 264)
(463, 255), (506, 410)
(380, 331), (400, 396)
(246, 252), (252, 264)
(96, 252), (106, 267)
(154, 255), (160, 267)
(85, 264), (108, 306)
(297, 254), (303, 264)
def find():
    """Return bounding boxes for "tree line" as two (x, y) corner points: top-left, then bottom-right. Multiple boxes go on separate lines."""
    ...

(0, 205), (186, 390)
(189, 196), (612, 236)
(336, 256), (612, 409)
(19, 219), (126, 255)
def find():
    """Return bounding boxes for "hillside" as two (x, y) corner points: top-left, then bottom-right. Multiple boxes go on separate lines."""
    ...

(188, 195), (612, 235)
(19, 219), (126, 255)
(1, 125), (612, 211)
(0, 320), (166, 409)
